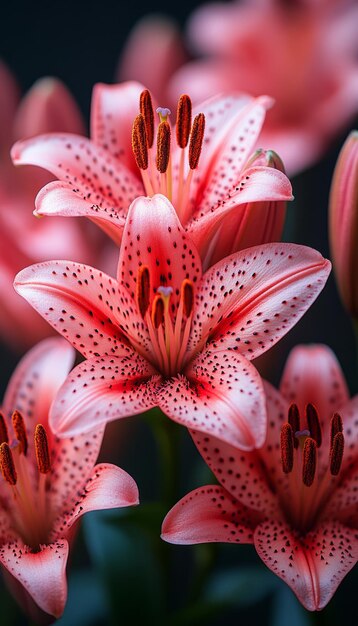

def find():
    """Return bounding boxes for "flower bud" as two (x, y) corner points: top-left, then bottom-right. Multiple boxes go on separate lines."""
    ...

(329, 131), (358, 317)
(208, 149), (288, 267)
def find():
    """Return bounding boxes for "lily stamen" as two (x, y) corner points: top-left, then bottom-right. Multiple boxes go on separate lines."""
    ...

(12, 410), (28, 455)
(0, 412), (9, 444)
(137, 265), (150, 319)
(0, 442), (17, 485)
(140, 89), (154, 148)
(34, 424), (51, 475)
(279, 404), (346, 532)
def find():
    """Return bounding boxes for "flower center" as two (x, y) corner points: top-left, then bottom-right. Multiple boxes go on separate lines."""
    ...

(279, 403), (344, 533)
(132, 90), (205, 223)
(136, 265), (194, 376)
(0, 411), (52, 551)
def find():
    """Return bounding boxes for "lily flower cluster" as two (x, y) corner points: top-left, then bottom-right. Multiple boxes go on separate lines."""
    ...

(0, 66), (357, 623)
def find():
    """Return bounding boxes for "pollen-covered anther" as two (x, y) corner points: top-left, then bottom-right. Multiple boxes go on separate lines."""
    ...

(302, 437), (317, 487)
(280, 423), (294, 473)
(132, 114), (148, 170)
(306, 403), (322, 447)
(330, 412), (343, 447)
(181, 279), (194, 318)
(12, 410), (28, 455)
(0, 442), (17, 486)
(330, 431), (344, 476)
(34, 424), (51, 474)
(189, 113), (205, 170)
(156, 122), (171, 173)
(176, 95), (192, 149)
(288, 403), (300, 448)
(152, 295), (165, 329)
(137, 265), (150, 318)
(0, 412), (9, 445)
(140, 89), (154, 148)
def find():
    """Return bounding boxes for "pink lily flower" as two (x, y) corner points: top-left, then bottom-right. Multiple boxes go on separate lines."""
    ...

(0, 336), (139, 621)
(11, 81), (293, 270)
(0, 61), (99, 352)
(329, 130), (358, 318)
(15, 194), (330, 450)
(162, 344), (358, 611)
(166, 0), (358, 174)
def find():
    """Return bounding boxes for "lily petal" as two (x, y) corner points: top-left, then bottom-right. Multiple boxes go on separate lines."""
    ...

(14, 261), (137, 359)
(191, 427), (278, 515)
(0, 539), (69, 618)
(91, 81), (146, 175)
(191, 95), (273, 215)
(118, 194), (202, 311)
(49, 354), (159, 437)
(279, 344), (350, 449)
(254, 519), (358, 611)
(190, 243), (331, 359)
(54, 463), (139, 534)
(188, 166), (292, 262)
(158, 349), (266, 450)
(11, 134), (143, 223)
(161, 485), (257, 545)
(13, 77), (85, 139)
(35, 181), (125, 245)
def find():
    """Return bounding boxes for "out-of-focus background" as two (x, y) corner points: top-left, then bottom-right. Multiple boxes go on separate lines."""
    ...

(1, 0), (358, 624)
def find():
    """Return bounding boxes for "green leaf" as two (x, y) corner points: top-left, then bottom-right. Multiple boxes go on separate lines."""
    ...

(83, 508), (166, 625)
(204, 565), (278, 608)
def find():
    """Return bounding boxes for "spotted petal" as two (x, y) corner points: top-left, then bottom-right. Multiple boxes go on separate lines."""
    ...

(91, 81), (147, 175)
(11, 133), (143, 237)
(254, 519), (358, 611)
(189, 243), (331, 359)
(191, 427), (279, 516)
(49, 354), (159, 437)
(35, 181), (126, 245)
(0, 539), (69, 618)
(53, 463), (139, 534)
(158, 348), (266, 450)
(117, 194), (202, 311)
(190, 95), (273, 214)
(14, 261), (141, 359)
(188, 166), (292, 262)
(161, 485), (257, 545)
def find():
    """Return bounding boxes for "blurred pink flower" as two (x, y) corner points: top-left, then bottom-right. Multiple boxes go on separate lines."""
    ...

(0, 337), (138, 621)
(0, 62), (100, 352)
(14, 194), (329, 450)
(118, 15), (187, 105)
(134, 1), (358, 174)
(329, 130), (358, 318)
(162, 344), (358, 611)
(12, 81), (292, 270)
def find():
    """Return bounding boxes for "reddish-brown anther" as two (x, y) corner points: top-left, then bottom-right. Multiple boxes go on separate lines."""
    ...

(132, 114), (148, 170)
(306, 403), (322, 448)
(140, 89), (154, 148)
(176, 95), (192, 149)
(280, 423), (294, 473)
(0, 442), (17, 485)
(302, 437), (317, 487)
(330, 412), (343, 447)
(156, 121), (171, 173)
(330, 431), (344, 476)
(12, 410), (28, 455)
(188, 113), (205, 170)
(181, 279), (194, 318)
(137, 265), (150, 318)
(288, 403), (300, 448)
(0, 412), (9, 444)
(152, 295), (165, 328)
(34, 424), (51, 474)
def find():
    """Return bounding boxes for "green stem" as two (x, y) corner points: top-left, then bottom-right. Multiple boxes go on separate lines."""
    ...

(188, 543), (218, 604)
(150, 410), (181, 507)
